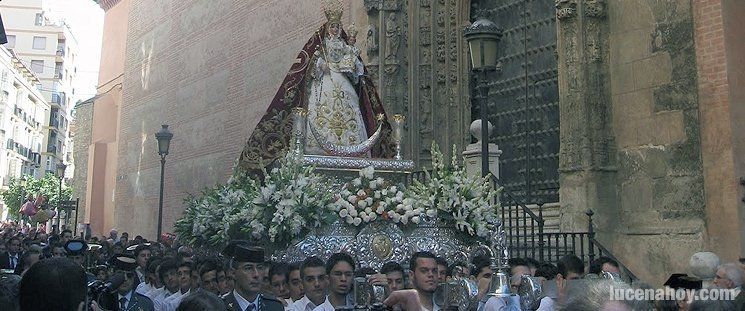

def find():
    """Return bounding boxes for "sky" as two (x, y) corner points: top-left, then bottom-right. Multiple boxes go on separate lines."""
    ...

(43, 0), (104, 101)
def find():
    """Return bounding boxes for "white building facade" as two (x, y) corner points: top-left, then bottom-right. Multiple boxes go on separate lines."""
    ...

(0, 46), (50, 219)
(1, 0), (78, 176)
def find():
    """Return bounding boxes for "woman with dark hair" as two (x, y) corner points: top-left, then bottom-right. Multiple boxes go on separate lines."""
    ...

(19, 257), (87, 311)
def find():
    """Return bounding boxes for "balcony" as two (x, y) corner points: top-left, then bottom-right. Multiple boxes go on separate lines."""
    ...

(47, 145), (57, 154)
(49, 118), (60, 129)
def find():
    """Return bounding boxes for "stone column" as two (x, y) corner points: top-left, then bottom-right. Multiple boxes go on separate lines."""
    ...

(555, 0), (618, 234)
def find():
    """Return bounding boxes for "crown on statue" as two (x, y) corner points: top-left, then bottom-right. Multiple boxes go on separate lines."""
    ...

(322, 0), (343, 24)
(347, 23), (358, 37)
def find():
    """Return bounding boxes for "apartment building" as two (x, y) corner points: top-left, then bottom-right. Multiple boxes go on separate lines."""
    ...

(1, 0), (78, 176)
(0, 46), (50, 219)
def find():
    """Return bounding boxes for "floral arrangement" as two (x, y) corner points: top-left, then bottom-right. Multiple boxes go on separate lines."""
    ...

(175, 171), (258, 248)
(231, 154), (337, 245)
(332, 166), (424, 226)
(175, 142), (502, 249)
(175, 153), (337, 250)
(404, 142), (502, 238)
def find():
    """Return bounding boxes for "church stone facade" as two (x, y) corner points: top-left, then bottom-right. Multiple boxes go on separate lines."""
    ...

(73, 0), (744, 285)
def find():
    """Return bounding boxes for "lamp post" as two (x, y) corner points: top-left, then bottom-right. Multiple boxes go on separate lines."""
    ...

(55, 162), (67, 231)
(464, 19), (502, 178)
(155, 124), (173, 242)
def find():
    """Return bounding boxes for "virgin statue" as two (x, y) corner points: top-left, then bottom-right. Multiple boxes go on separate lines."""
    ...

(238, 0), (395, 174)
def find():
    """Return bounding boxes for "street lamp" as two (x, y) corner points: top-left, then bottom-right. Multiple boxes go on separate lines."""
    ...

(464, 19), (502, 177)
(154, 124), (173, 242)
(55, 162), (67, 231)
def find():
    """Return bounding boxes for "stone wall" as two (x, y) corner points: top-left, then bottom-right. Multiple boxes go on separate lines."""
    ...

(71, 100), (93, 230)
(606, 0), (706, 284)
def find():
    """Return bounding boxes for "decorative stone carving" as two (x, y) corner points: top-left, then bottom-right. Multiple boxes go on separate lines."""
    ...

(385, 13), (401, 62)
(586, 37), (601, 63)
(421, 0), (431, 8)
(364, 0), (400, 11)
(584, 0), (606, 18)
(420, 65), (432, 89)
(555, 0), (577, 20)
(367, 24), (379, 59)
(364, 0), (383, 12)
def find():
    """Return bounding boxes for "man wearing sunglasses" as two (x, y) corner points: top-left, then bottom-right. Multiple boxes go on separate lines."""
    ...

(223, 241), (284, 311)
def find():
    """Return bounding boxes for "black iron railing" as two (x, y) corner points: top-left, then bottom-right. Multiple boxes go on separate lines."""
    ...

(405, 170), (638, 283)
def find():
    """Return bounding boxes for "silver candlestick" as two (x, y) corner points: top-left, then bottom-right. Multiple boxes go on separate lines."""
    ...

(291, 107), (308, 156)
(392, 114), (405, 160)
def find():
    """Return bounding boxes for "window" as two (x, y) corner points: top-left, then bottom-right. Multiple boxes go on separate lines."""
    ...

(4, 35), (15, 49)
(35, 13), (44, 26)
(32, 36), (46, 50)
(30, 60), (43, 74)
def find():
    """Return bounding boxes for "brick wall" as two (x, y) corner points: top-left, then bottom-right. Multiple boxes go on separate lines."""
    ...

(115, 0), (359, 238)
(693, 0), (744, 261)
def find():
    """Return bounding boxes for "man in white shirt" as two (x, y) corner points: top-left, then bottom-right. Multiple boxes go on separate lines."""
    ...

(287, 256), (330, 311)
(161, 260), (194, 311)
(325, 253), (356, 309)
(409, 251), (440, 311)
(151, 258), (181, 311)
(222, 242), (284, 311)
(136, 257), (162, 298)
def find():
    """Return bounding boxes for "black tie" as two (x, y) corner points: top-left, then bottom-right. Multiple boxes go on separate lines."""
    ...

(119, 297), (127, 310)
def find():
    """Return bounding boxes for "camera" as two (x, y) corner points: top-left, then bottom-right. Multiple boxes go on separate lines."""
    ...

(84, 272), (126, 310)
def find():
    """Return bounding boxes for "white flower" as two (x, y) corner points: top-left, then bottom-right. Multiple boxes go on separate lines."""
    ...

(353, 217), (363, 226)
(346, 216), (354, 224)
(376, 177), (384, 185)
(365, 197), (373, 205)
(360, 212), (368, 218)
(426, 209), (437, 217)
(364, 207), (372, 214)
(376, 206), (385, 214)
(369, 181), (377, 189)
(362, 215), (371, 222)
(400, 216), (409, 225)
(370, 213), (377, 221)
(349, 209), (358, 217)
(411, 216), (421, 224)
(358, 200), (367, 209)
(339, 209), (349, 217)
(353, 178), (362, 187)
(374, 191), (381, 199)
(361, 166), (375, 179)
(348, 195), (358, 203)
(390, 186), (397, 193)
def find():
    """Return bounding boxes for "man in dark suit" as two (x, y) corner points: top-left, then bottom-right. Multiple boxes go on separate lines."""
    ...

(97, 254), (155, 311)
(0, 237), (22, 271)
(222, 242), (284, 311)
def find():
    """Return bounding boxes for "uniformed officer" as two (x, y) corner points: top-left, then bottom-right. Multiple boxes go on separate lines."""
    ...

(222, 242), (284, 311)
(96, 254), (155, 311)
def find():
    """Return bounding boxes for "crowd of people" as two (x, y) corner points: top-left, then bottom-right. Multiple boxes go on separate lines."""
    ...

(0, 220), (744, 311)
